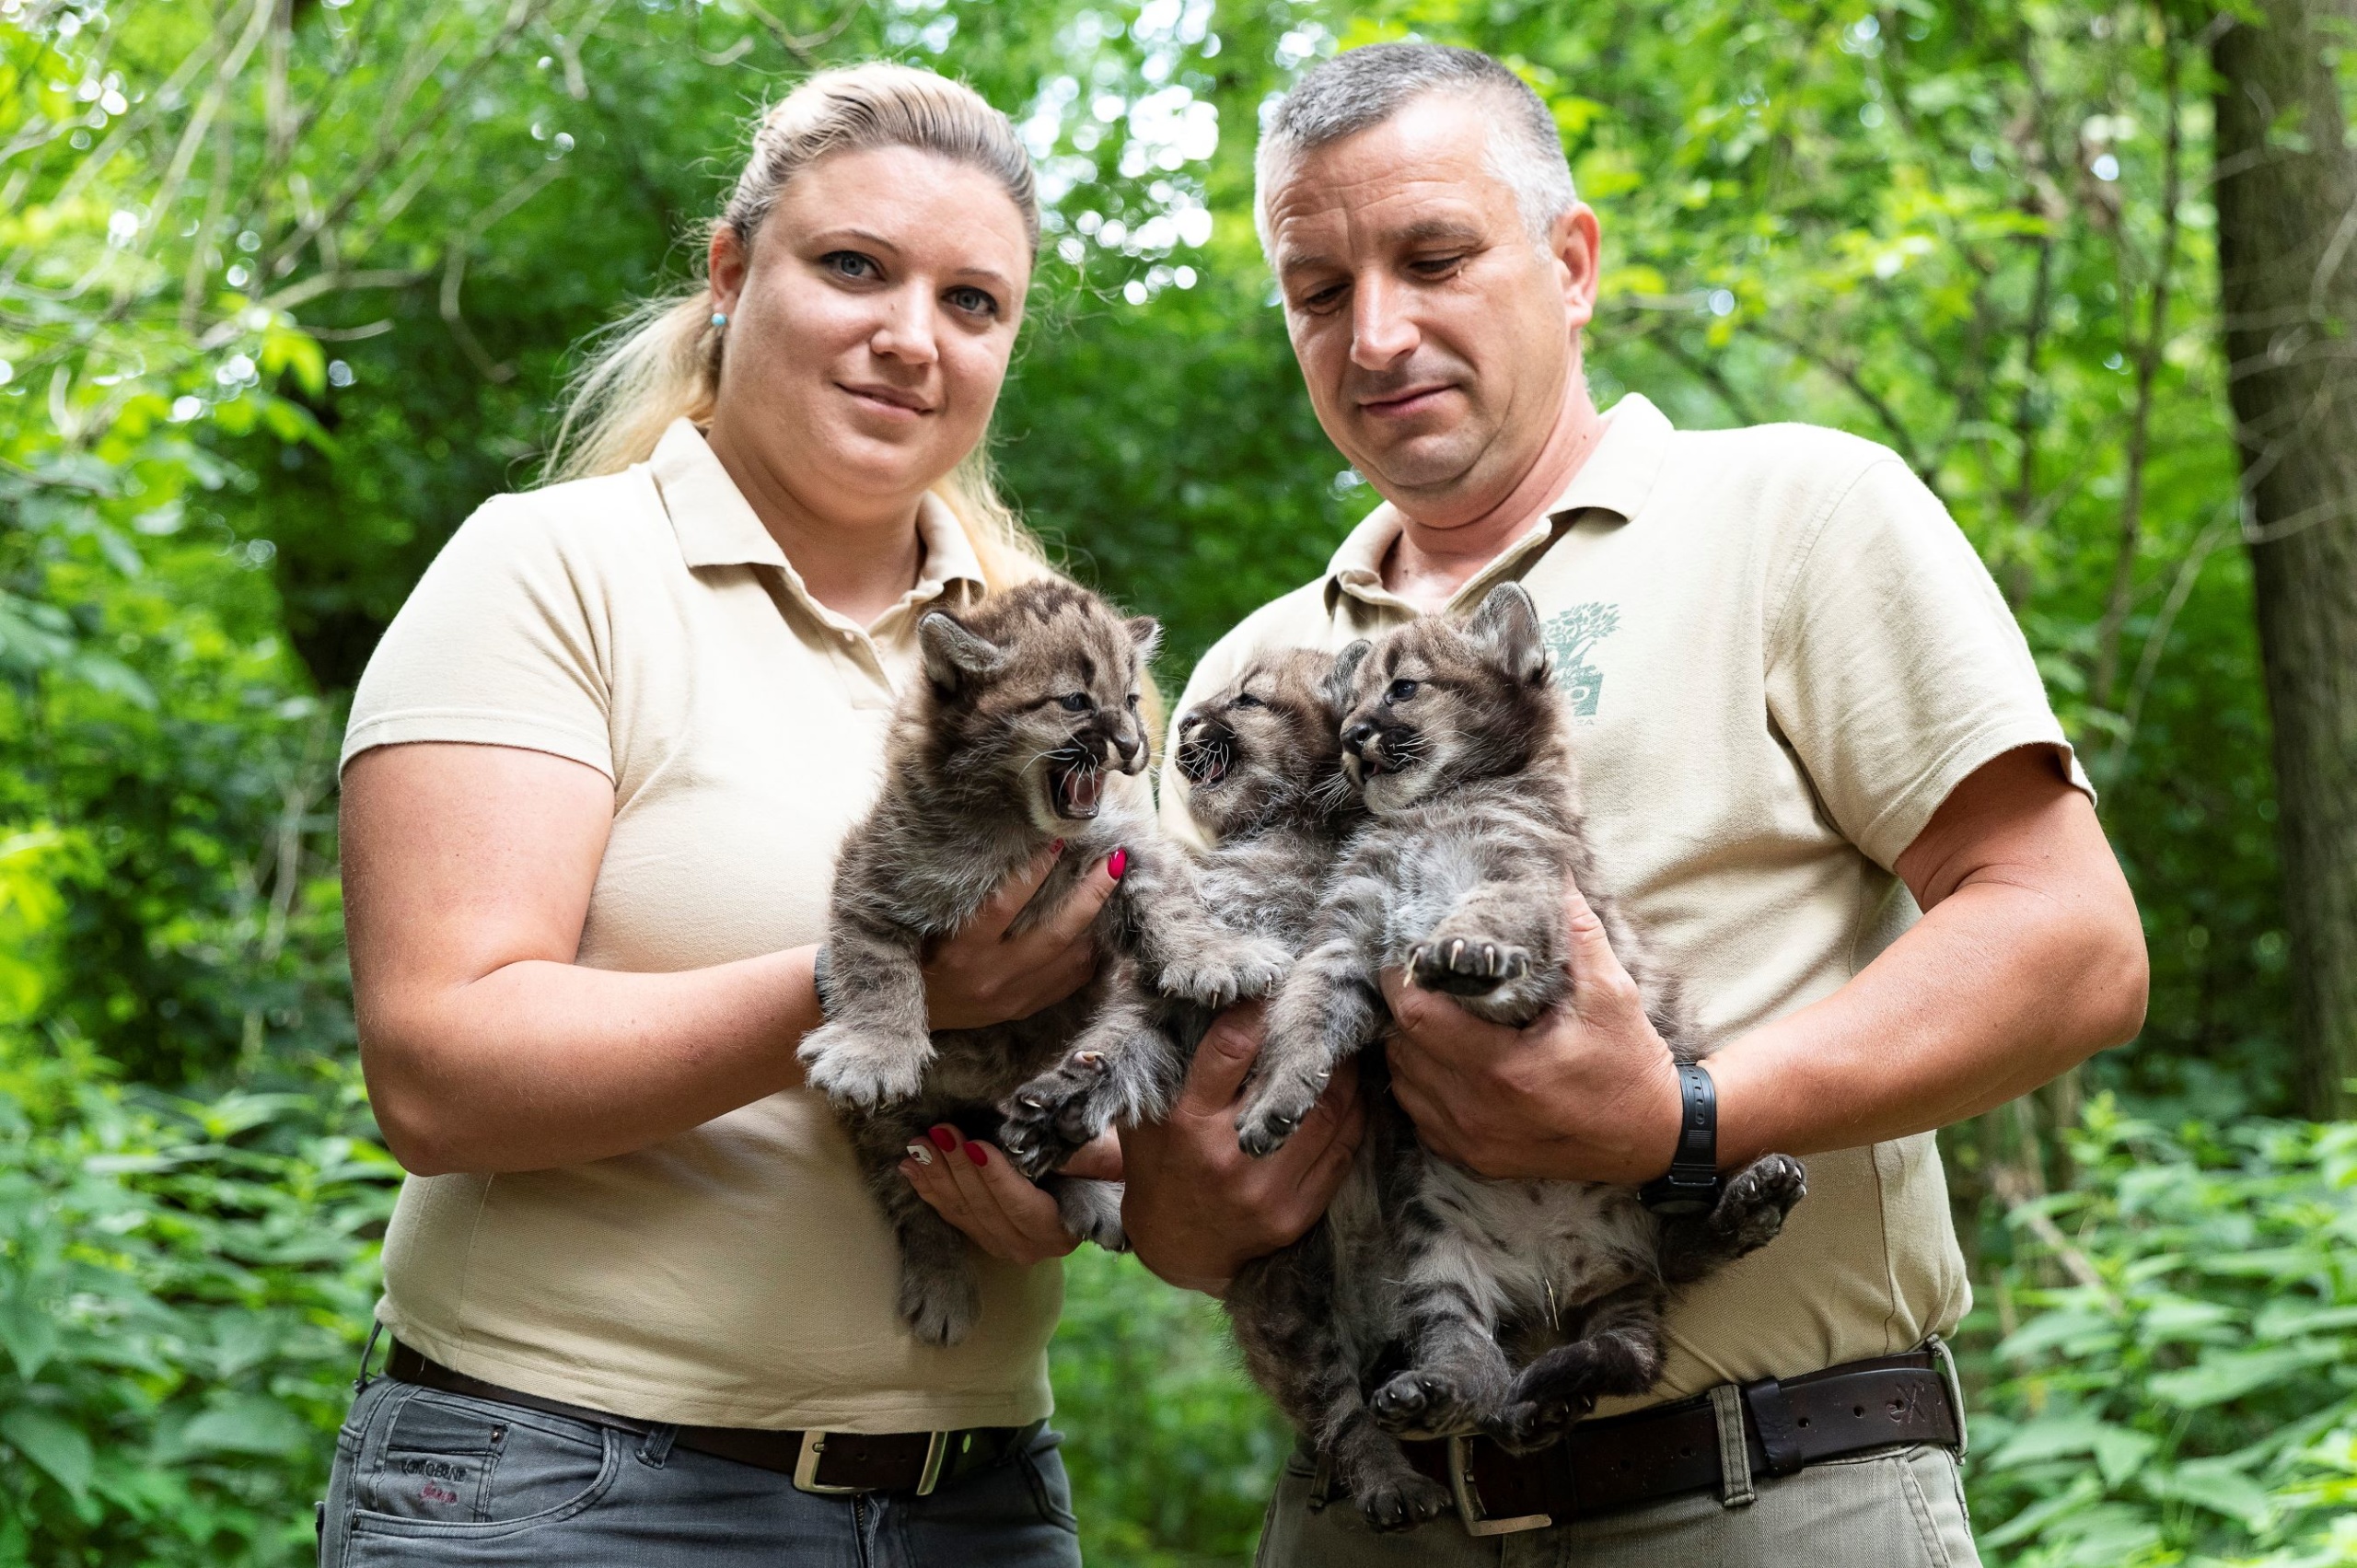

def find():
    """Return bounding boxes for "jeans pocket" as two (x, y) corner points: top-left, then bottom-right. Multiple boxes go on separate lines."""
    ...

(351, 1387), (620, 1539)
(1016, 1432), (1081, 1535)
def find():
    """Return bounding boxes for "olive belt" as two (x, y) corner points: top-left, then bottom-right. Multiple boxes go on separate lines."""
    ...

(384, 1340), (1038, 1496)
(1387, 1350), (1964, 1536)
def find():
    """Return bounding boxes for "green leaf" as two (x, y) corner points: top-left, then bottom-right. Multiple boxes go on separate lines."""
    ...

(2150, 1458), (2273, 1531)
(2148, 1345), (2339, 1409)
(177, 1394), (310, 1458)
(0, 1408), (93, 1499)
(0, 1299), (61, 1379)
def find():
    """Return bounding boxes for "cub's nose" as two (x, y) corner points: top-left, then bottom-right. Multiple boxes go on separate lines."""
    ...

(1342, 720), (1379, 754)
(1111, 729), (1144, 772)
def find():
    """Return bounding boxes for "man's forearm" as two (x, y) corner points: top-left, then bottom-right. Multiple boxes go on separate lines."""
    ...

(1708, 872), (2147, 1166)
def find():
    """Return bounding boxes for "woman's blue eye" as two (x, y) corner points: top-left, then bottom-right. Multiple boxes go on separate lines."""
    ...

(1385, 679), (1419, 703)
(947, 286), (999, 318)
(823, 251), (877, 280)
(1061, 692), (1092, 713)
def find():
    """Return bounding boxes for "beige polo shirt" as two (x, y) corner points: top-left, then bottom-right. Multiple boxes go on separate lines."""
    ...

(342, 418), (1062, 1431)
(1164, 394), (2090, 1416)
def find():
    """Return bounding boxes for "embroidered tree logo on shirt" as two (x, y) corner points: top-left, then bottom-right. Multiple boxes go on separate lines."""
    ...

(1544, 602), (1620, 718)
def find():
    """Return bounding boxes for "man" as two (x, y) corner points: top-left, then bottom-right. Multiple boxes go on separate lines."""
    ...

(1116, 42), (2148, 1565)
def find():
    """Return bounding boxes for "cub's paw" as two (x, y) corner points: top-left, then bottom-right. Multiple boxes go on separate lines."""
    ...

(1052, 1178), (1128, 1253)
(797, 1023), (930, 1109)
(1235, 1066), (1329, 1157)
(1407, 934), (1531, 998)
(1356, 1470), (1452, 1534)
(999, 1049), (1115, 1177)
(1710, 1152), (1807, 1249)
(1370, 1368), (1490, 1441)
(898, 1267), (981, 1348)
(1158, 936), (1290, 1009)
(1486, 1395), (1585, 1455)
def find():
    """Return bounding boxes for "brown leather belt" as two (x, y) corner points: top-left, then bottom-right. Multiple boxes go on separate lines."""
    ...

(1393, 1351), (1962, 1535)
(384, 1341), (1038, 1495)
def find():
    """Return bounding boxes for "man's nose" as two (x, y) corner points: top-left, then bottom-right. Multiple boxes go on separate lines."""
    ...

(1350, 273), (1419, 371)
(1343, 720), (1378, 753)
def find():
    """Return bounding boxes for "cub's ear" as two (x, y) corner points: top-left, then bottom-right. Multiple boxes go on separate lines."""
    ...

(1460, 584), (1550, 687)
(919, 610), (1008, 692)
(1326, 640), (1374, 712)
(1124, 615), (1164, 664)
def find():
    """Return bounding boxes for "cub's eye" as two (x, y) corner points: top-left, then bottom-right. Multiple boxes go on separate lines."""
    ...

(1059, 692), (1093, 713)
(1385, 679), (1420, 704)
(1126, 692), (1141, 709)
(1231, 692), (1263, 709)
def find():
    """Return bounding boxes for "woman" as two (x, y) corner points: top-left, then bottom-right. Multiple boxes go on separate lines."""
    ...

(324, 64), (1118, 1564)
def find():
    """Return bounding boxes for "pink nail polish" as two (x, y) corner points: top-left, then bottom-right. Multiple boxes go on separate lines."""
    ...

(928, 1125), (958, 1152)
(967, 1143), (989, 1167)
(1108, 848), (1129, 881)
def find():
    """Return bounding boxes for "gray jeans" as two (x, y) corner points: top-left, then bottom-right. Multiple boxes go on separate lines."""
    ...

(1256, 1438), (1981, 1567)
(319, 1376), (1082, 1568)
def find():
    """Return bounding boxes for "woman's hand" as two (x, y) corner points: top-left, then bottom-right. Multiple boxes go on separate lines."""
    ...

(900, 1123), (1124, 1265)
(922, 843), (1120, 1030)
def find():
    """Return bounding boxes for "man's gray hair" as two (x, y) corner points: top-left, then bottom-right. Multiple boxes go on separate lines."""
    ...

(1253, 43), (1578, 256)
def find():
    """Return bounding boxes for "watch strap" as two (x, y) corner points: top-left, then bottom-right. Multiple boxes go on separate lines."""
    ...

(1640, 1061), (1723, 1215)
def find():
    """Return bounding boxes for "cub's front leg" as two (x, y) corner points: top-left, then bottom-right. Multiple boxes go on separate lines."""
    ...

(797, 916), (934, 1108)
(1113, 843), (1287, 1009)
(998, 960), (1172, 1178)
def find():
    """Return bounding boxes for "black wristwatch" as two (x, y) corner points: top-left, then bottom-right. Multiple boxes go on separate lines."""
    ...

(1639, 1062), (1724, 1215)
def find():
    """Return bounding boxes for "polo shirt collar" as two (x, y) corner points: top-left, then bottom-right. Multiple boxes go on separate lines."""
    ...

(647, 418), (986, 627)
(1324, 392), (1675, 612)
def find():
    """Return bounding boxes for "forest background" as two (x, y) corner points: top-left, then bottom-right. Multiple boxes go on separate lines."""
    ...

(5, 0), (2357, 1562)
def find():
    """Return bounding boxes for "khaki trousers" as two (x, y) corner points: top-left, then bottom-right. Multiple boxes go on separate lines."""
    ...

(1254, 1440), (1981, 1567)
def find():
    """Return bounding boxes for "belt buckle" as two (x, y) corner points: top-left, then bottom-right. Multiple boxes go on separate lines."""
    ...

(792, 1431), (951, 1496)
(1446, 1434), (1552, 1537)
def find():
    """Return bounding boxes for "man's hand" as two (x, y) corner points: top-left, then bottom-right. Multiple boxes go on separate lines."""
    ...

(1119, 1000), (1365, 1295)
(1384, 882), (1682, 1183)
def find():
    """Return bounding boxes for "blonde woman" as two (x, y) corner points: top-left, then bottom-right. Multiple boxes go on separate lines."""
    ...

(319, 63), (1354, 1563)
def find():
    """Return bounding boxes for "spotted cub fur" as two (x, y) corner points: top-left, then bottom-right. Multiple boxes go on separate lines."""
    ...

(1235, 583), (1808, 1531)
(798, 580), (1286, 1348)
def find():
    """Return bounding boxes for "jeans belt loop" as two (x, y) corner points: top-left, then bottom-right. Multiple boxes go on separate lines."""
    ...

(1927, 1334), (1969, 1462)
(637, 1423), (679, 1469)
(1707, 1384), (1757, 1507)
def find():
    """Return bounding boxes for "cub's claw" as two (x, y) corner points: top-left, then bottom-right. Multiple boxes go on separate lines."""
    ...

(1236, 1073), (1322, 1156)
(898, 1268), (981, 1348)
(1157, 937), (1289, 1008)
(1487, 1396), (1584, 1454)
(1370, 1369), (1488, 1440)
(998, 1047), (1117, 1178)
(1407, 935), (1531, 997)
(1356, 1471), (1452, 1533)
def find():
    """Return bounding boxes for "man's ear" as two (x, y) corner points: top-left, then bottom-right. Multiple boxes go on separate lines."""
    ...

(1124, 615), (1164, 665)
(1460, 584), (1550, 687)
(919, 610), (1007, 693)
(1326, 639), (1374, 713)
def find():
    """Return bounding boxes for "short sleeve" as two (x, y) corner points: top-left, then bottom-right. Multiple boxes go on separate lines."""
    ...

(1764, 458), (2090, 870)
(342, 494), (615, 779)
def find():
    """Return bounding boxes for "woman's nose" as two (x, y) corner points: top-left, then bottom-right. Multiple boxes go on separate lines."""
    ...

(869, 289), (939, 365)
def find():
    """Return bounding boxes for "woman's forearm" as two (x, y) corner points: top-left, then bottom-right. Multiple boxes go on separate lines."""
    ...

(362, 945), (823, 1175)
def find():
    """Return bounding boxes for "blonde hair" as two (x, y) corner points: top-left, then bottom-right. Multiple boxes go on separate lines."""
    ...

(543, 63), (1051, 592)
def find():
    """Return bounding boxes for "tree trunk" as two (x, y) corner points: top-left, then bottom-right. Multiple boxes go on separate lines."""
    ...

(2212, 0), (2357, 1118)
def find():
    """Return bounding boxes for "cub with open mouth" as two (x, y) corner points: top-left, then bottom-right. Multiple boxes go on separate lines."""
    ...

(798, 578), (1287, 1348)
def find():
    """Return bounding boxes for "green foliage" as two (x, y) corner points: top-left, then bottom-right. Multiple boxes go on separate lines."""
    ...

(0, 1042), (393, 1565)
(1964, 1099), (2357, 1566)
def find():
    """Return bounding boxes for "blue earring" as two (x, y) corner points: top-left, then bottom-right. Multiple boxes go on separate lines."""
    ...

(711, 311), (728, 329)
